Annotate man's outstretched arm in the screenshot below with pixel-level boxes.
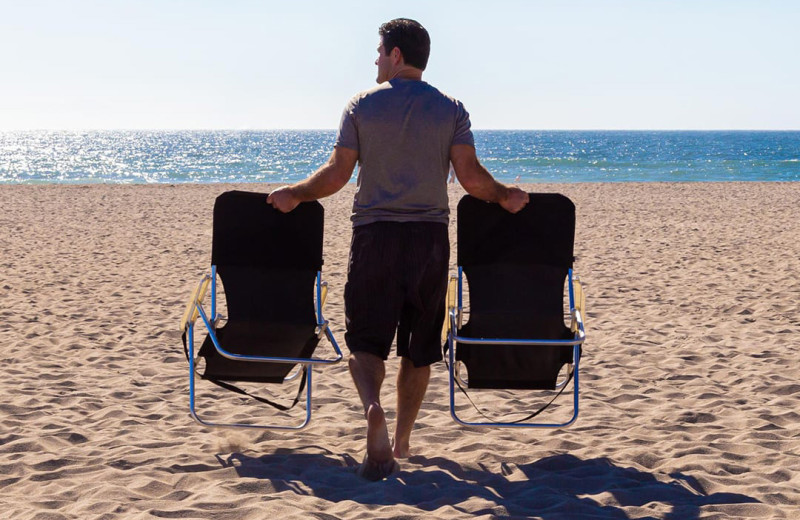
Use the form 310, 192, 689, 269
450, 144, 529, 213
267, 146, 358, 212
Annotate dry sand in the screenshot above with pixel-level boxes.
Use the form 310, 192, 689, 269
1, 182, 799, 519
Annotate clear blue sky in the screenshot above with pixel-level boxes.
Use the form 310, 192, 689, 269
2, 0, 798, 130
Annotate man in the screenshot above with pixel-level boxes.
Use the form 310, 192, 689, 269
268, 18, 528, 480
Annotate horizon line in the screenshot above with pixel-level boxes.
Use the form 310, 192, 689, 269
2, 128, 799, 133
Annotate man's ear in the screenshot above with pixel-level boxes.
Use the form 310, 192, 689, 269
392, 47, 403, 63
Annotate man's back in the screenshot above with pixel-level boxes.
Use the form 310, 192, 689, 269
336, 78, 474, 226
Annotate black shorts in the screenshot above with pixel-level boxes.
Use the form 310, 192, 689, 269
344, 221, 449, 367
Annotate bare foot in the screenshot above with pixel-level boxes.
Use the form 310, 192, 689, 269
356, 403, 399, 481
357, 455, 400, 481
392, 437, 411, 459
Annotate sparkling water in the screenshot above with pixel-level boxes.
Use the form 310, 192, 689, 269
1, 130, 798, 184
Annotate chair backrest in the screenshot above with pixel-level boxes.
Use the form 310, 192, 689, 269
456, 194, 576, 389
457, 193, 574, 269
458, 193, 575, 338
212, 190, 323, 270
211, 191, 323, 325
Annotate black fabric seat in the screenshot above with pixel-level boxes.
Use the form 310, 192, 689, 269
199, 320, 319, 383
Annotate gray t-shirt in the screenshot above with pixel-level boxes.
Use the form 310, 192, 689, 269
335, 78, 474, 226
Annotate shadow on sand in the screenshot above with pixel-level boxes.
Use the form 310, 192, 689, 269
211, 451, 758, 519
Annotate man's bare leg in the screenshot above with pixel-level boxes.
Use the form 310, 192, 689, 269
349, 352, 397, 480
348, 351, 385, 411
392, 357, 430, 458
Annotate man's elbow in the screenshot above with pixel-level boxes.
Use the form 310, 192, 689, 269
457, 169, 507, 203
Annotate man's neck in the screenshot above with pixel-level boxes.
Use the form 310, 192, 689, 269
389, 66, 423, 81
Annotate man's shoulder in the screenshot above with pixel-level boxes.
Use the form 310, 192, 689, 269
417, 82, 459, 103
352, 80, 462, 106
351, 82, 393, 101
343, 83, 389, 112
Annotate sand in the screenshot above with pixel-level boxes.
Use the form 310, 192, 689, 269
1, 182, 799, 519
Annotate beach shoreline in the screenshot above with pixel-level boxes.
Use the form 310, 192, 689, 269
2, 182, 799, 518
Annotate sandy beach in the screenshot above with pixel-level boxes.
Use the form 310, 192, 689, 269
1, 182, 799, 519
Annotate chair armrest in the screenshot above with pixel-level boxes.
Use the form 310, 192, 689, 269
447, 274, 458, 310
441, 274, 459, 341
180, 275, 211, 332
571, 274, 586, 334
320, 281, 329, 310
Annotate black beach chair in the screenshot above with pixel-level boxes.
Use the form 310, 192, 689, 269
180, 190, 342, 430
444, 193, 586, 428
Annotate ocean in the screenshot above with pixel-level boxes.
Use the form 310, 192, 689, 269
1, 130, 798, 184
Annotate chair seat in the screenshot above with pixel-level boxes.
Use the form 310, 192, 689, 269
455, 264, 575, 390
198, 321, 320, 384
457, 319, 573, 390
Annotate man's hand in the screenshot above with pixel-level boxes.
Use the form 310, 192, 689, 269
267, 186, 301, 213
500, 187, 529, 214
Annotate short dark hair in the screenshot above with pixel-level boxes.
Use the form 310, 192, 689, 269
378, 18, 430, 71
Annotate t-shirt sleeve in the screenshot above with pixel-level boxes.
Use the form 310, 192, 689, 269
452, 101, 475, 147
334, 98, 359, 152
